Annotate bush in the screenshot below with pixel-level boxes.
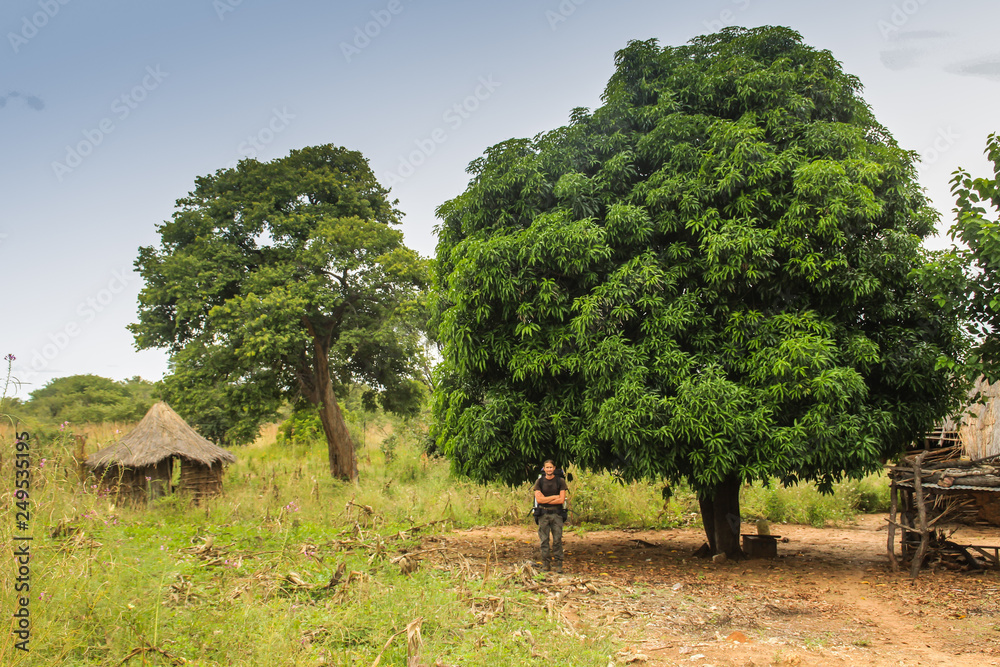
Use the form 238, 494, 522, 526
838, 473, 891, 513
380, 433, 400, 463
275, 407, 324, 447
569, 471, 698, 529
741, 473, 890, 527
0, 417, 620, 666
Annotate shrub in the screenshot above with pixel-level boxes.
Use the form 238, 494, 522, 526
275, 406, 324, 447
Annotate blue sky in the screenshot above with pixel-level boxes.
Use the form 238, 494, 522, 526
3, 0, 999, 399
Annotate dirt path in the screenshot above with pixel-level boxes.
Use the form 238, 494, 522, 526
430, 516, 1000, 666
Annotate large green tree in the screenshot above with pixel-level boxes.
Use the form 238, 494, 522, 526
132, 145, 428, 479
432, 27, 964, 557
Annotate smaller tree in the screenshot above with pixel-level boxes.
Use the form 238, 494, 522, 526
131, 145, 429, 479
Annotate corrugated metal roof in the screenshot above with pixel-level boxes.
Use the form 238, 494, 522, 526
894, 481, 1000, 493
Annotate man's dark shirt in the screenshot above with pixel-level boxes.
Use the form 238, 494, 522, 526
533, 475, 568, 508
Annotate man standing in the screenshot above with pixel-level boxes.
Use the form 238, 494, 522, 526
533, 460, 568, 573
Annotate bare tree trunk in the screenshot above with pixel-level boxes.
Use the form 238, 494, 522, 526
700, 474, 743, 559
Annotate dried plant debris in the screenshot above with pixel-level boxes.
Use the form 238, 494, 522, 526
56, 531, 103, 552
164, 575, 199, 607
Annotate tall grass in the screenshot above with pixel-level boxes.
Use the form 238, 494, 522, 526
741, 473, 892, 527
568, 469, 700, 529
0, 416, 619, 666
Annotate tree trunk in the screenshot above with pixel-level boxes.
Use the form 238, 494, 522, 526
699, 474, 743, 559
309, 328, 358, 481
318, 379, 358, 481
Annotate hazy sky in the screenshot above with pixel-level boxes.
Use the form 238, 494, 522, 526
3, 0, 999, 399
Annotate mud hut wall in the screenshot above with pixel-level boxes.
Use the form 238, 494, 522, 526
961, 391, 1000, 459
177, 459, 225, 499
94, 466, 143, 501
93, 459, 171, 503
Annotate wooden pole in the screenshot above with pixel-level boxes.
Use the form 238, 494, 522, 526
887, 479, 899, 572
910, 451, 930, 578
73, 434, 88, 485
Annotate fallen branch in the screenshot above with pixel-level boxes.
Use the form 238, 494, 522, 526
629, 539, 659, 549
388, 547, 454, 563
883, 518, 924, 534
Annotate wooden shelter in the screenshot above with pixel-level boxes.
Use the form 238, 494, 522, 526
887, 379, 1000, 576
959, 377, 1000, 459
905, 378, 1000, 463
86, 402, 236, 503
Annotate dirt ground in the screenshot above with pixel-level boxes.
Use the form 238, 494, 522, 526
427, 516, 1000, 666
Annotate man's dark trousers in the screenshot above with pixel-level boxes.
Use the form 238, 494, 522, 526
538, 511, 564, 569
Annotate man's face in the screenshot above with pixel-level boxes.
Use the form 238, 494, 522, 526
543, 462, 555, 477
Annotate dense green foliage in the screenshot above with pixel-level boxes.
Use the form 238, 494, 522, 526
432, 28, 963, 512
948, 133, 1000, 382
19, 374, 157, 424
275, 404, 326, 447
131, 145, 428, 473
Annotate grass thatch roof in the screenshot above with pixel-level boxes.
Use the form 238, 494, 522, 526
87, 401, 237, 469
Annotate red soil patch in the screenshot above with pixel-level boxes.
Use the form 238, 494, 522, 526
432, 515, 1000, 666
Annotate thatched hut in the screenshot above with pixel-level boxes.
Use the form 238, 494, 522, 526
86, 401, 236, 503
